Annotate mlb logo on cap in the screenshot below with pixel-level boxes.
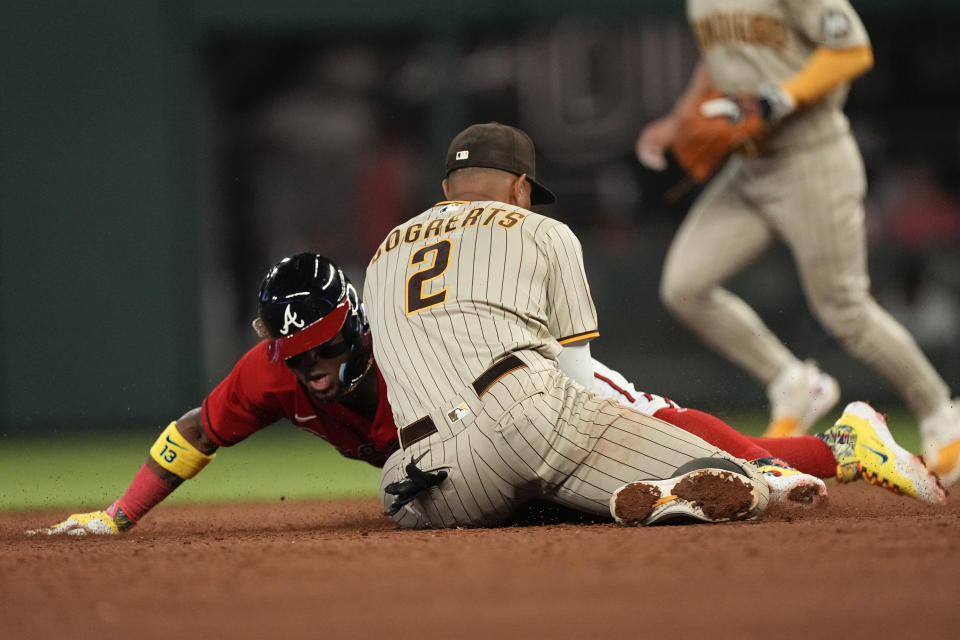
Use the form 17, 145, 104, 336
443, 122, 556, 205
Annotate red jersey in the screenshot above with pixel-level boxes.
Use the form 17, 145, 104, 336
201, 341, 399, 467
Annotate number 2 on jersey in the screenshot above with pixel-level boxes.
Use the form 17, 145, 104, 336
406, 239, 452, 314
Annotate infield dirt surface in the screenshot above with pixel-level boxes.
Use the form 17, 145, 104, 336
3, 483, 958, 639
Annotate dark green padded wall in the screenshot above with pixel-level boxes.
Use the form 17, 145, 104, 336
1, 2, 200, 432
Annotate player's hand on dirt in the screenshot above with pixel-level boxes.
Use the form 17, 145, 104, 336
26, 510, 128, 536
636, 115, 680, 170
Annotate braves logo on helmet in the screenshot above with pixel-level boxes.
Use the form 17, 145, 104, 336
280, 305, 305, 335
256, 253, 372, 395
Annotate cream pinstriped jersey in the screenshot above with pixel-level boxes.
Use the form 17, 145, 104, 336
688, 0, 869, 150
364, 200, 598, 427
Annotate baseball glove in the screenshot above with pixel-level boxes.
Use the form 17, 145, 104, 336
669, 91, 768, 182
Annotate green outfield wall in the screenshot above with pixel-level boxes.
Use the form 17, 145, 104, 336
2, 1, 957, 434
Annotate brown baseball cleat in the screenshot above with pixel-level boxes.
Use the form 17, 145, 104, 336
610, 466, 768, 526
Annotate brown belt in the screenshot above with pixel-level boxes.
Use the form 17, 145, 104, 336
398, 353, 528, 448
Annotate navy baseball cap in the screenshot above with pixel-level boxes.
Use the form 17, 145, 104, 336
445, 122, 556, 205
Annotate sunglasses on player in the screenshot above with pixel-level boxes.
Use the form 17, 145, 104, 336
284, 339, 349, 369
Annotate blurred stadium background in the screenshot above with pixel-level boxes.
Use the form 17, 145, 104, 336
2, 2, 958, 508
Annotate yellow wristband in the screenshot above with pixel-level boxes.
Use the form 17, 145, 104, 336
149, 421, 216, 480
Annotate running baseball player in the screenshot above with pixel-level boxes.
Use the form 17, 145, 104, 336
29, 248, 942, 536
365, 122, 943, 530
636, 0, 960, 485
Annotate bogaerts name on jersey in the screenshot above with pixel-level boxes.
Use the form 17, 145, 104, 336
371, 203, 527, 262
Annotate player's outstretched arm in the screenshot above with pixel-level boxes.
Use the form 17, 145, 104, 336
27, 408, 218, 536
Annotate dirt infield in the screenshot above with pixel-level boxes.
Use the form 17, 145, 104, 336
2, 484, 958, 640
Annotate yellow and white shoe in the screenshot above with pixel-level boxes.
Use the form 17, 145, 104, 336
750, 457, 827, 506
820, 401, 946, 505
920, 399, 960, 487
765, 360, 840, 438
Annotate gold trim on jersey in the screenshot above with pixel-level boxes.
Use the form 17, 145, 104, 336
558, 330, 599, 346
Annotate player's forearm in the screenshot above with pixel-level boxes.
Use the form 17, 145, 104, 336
109, 462, 180, 528
112, 411, 218, 527
557, 342, 594, 388
781, 45, 873, 108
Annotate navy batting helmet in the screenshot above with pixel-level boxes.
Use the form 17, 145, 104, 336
255, 253, 372, 394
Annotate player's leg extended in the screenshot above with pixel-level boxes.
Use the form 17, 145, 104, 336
543, 390, 770, 525
589, 362, 826, 505
659, 176, 839, 438
383, 369, 772, 528
654, 407, 826, 505
747, 434, 839, 478
772, 136, 959, 481
381, 366, 606, 529
660, 159, 795, 387
594, 364, 944, 506
749, 405, 946, 505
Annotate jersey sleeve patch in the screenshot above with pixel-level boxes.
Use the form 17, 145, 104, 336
820, 9, 852, 43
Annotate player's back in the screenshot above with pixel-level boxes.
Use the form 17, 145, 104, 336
364, 199, 597, 426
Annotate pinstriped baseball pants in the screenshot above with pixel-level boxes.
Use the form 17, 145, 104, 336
660, 134, 949, 416
380, 362, 765, 528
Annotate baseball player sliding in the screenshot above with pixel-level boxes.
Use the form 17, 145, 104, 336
365, 122, 943, 530
28, 254, 400, 535
29, 244, 942, 535
636, 0, 960, 485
